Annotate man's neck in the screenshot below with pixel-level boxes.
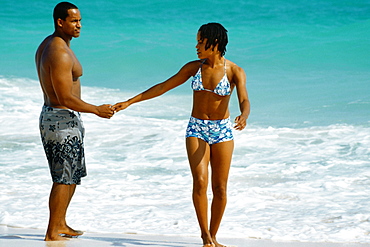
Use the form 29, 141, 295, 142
52, 30, 72, 47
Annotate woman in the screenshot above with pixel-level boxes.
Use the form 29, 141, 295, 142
114, 23, 250, 247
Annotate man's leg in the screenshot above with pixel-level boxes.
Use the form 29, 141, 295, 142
59, 184, 84, 236
44, 183, 74, 241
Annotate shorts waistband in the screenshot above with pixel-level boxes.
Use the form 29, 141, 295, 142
189, 116, 230, 124
42, 105, 80, 116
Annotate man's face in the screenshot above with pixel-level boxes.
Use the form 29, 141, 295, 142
60, 9, 82, 38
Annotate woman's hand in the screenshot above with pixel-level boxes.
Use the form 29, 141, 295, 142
113, 101, 130, 113
234, 115, 247, 130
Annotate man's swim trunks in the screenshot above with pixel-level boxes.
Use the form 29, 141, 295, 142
39, 105, 86, 185
185, 116, 234, 145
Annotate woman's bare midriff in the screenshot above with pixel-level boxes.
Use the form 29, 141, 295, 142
191, 91, 231, 120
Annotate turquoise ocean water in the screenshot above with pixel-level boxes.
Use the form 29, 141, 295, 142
1, 0, 370, 243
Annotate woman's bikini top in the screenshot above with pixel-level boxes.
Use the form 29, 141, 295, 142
191, 59, 231, 96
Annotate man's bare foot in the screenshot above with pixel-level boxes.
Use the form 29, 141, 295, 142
203, 244, 215, 247
58, 225, 84, 237
44, 234, 69, 241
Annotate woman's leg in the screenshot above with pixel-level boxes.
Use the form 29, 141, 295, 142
186, 137, 214, 246
209, 140, 234, 247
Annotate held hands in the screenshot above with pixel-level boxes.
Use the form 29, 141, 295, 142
96, 104, 115, 119
234, 115, 247, 130
95, 100, 131, 119
113, 101, 130, 113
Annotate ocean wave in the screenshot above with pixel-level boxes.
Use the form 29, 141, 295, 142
1, 76, 369, 242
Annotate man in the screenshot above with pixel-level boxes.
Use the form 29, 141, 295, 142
35, 2, 115, 241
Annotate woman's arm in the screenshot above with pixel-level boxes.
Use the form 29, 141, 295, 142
233, 65, 250, 130
113, 61, 197, 112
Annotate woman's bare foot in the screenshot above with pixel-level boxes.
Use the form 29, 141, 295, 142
212, 238, 226, 247
202, 233, 215, 247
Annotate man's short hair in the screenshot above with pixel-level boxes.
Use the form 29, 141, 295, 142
53, 2, 78, 29
198, 23, 228, 57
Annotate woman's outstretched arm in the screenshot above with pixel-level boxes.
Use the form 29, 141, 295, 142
113, 61, 197, 112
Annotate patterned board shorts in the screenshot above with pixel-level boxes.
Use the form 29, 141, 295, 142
39, 105, 86, 185
185, 116, 234, 145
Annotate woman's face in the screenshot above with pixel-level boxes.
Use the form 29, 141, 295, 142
195, 32, 215, 59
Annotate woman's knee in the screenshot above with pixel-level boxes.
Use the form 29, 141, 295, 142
193, 177, 208, 195
212, 184, 227, 200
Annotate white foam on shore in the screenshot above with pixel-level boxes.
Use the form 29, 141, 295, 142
1, 77, 370, 243
1, 226, 370, 247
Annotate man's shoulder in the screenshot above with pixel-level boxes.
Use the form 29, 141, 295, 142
41, 37, 72, 62
49, 37, 70, 52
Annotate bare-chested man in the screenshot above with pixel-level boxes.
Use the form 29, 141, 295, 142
35, 2, 115, 241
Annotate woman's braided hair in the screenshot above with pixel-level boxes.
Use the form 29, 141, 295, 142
198, 23, 228, 57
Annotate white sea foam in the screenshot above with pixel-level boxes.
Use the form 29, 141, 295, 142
0, 77, 369, 243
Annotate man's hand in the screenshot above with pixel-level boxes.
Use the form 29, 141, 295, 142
96, 104, 115, 118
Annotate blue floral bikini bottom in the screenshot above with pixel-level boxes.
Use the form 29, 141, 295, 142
185, 116, 234, 145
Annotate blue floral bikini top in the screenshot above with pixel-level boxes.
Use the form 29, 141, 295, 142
191, 59, 231, 96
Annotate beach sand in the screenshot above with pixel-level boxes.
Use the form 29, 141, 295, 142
1, 226, 370, 247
